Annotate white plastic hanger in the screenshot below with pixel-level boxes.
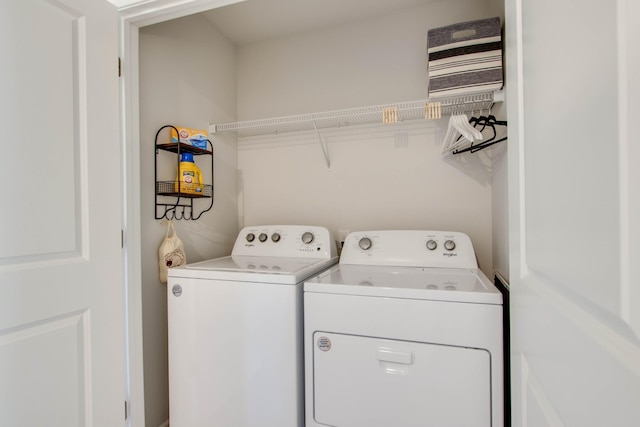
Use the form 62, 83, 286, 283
442, 114, 471, 153
441, 115, 462, 153
461, 113, 483, 141
441, 112, 484, 154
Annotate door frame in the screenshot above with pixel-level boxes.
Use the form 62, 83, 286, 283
117, 1, 245, 425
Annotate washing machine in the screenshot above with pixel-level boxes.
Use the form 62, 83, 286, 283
304, 230, 503, 427
167, 225, 338, 427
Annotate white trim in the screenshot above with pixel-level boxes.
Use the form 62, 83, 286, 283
505, 0, 526, 281
626, 0, 640, 338
513, 0, 527, 281
617, 0, 640, 338
617, 0, 630, 326
119, 12, 145, 427
118, 0, 246, 27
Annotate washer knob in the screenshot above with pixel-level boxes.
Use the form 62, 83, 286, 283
358, 237, 372, 250
246, 233, 255, 242
426, 240, 437, 250
301, 232, 314, 244
271, 233, 281, 242
258, 233, 268, 242
444, 240, 456, 251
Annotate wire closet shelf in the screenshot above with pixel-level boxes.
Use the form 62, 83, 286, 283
209, 90, 503, 138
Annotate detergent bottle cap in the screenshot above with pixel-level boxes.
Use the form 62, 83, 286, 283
180, 152, 194, 163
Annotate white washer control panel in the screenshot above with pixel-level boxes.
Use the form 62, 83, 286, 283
232, 225, 337, 258
340, 230, 478, 269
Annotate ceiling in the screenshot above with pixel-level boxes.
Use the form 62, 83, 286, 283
200, 0, 436, 45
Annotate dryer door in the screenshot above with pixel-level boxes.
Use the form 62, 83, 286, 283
312, 332, 491, 427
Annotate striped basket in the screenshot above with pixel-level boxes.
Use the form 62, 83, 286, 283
427, 17, 503, 98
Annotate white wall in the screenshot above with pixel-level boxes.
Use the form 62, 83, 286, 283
139, 13, 238, 426
237, 0, 494, 118
235, 0, 504, 275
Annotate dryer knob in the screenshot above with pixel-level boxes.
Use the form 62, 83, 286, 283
271, 233, 281, 242
258, 233, 268, 242
426, 240, 437, 250
444, 240, 456, 251
246, 233, 255, 242
301, 232, 314, 244
359, 237, 373, 250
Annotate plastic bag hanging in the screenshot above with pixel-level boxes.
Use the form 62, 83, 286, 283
158, 220, 186, 284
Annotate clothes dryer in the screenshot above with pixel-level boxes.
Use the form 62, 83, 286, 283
304, 230, 503, 427
168, 225, 338, 427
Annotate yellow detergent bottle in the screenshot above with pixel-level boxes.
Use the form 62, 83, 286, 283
175, 153, 204, 195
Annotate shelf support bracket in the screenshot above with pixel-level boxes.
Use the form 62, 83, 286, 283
312, 120, 331, 169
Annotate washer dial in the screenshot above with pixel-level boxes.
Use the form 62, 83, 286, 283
271, 233, 281, 242
301, 232, 315, 244
246, 233, 255, 242
444, 240, 456, 251
426, 240, 437, 251
358, 237, 373, 250
258, 233, 268, 242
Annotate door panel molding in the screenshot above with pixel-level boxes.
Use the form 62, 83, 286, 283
521, 272, 640, 377
519, 354, 564, 427
0, 0, 90, 267
0, 310, 90, 426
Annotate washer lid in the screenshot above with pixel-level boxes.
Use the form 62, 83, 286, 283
304, 264, 502, 304
168, 255, 338, 284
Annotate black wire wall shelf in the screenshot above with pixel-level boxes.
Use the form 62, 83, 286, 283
155, 181, 213, 198
154, 125, 214, 221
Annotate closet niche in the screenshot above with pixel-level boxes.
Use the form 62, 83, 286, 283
138, 1, 507, 425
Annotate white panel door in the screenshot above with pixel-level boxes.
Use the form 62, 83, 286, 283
506, 0, 640, 425
0, 0, 124, 426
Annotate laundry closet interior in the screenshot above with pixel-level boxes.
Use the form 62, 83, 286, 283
138, 0, 508, 425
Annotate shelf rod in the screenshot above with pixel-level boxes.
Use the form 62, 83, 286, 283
209, 90, 503, 138
312, 120, 331, 169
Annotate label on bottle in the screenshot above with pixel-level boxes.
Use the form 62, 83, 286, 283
182, 171, 194, 184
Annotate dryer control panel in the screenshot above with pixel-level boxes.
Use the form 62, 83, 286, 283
232, 225, 337, 259
339, 230, 478, 269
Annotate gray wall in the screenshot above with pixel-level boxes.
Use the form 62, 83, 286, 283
139, 13, 239, 426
